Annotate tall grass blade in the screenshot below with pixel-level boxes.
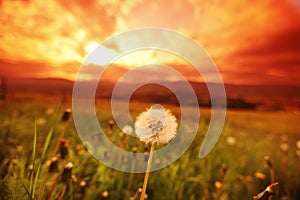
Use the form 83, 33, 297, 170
32, 125, 54, 199
28, 119, 37, 198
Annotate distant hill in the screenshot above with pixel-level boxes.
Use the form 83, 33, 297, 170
1, 77, 300, 110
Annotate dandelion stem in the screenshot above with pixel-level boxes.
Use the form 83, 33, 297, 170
58, 184, 67, 200
37, 172, 49, 200
140, 142, 155, 200
47, 168, 63, 200
53, 121, 69, 156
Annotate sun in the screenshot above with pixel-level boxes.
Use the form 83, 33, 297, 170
84, 42, 119, 66
85, 42, 99, 54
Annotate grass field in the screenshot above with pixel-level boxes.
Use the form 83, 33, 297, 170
1, 97, 300, 199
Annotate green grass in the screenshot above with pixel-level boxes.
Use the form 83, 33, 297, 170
0, 98, 300, 199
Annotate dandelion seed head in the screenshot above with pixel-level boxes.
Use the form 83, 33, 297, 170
134, 106, 178, 145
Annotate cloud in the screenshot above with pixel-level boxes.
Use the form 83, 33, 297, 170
0, 0, 137, 63
1, 0, 300, 86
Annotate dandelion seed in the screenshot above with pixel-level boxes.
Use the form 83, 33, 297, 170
255, 172, 266, 180
49, 156, 58, 172
102, 190, 109, 198
72, 174, 77, 182
16, 145, 23, 153
59, 139, 69, 159
296, 150, 300, 157
37, 117, 46, 126
122, 125, 133, 135
263, 156, 275, 184
135, 106, 178, 145
220, 164, 228, 176
280, 143, 289, 154
226, 136, 237, 146
80, 180, 86, 187
45, 107, 54, 115
119, 131, 125, 138
80, 181, 87, 194
296, 140, 300, 149
214, 181, 223, 189
264, 156, 273, 169
245, 176, 253, 183
62, 108, 71, 122
61, 162, 73, 183
28, 164, 34, 171
237, 174, 244, 181
280, 134, 288, 142
108, 119, 114, 130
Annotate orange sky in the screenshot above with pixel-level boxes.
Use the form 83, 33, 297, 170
0, 0, 300, 85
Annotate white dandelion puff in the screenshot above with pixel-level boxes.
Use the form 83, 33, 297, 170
135, 106, 178, 145
135, 105, 178, 200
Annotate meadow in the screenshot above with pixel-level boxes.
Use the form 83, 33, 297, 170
1, 97, 300, 199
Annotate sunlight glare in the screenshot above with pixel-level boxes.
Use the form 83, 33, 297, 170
85, 44, 119, 66
85, 42, 99, 54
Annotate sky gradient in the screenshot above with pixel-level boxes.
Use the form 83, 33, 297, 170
1, 0, 300, 85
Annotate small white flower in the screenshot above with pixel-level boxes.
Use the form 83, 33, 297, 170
135, 106, 178, 145
122, 125, 133, 135
226, 136, 237, 146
